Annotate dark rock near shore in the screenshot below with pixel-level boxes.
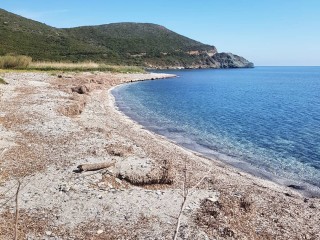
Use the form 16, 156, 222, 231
287, 184, 305, 190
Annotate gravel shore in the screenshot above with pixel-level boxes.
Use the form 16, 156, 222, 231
0, 71, 319, 239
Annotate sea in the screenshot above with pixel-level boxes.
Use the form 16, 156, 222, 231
112, 67, 320, 196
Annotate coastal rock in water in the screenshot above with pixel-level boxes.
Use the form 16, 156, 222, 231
211, 52, 254, 68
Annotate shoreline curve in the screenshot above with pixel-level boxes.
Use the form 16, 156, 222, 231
109, 73, 320, 198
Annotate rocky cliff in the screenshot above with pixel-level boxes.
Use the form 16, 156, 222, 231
146, 52, 254, 69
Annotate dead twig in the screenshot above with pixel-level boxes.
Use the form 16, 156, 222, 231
173, 163, 212, 240
0, 181, 18, 198
14, 180, 21, 240
0, 148, 8, 159
173, 162, 188, 240
189, 168, 212, 194
77, 161, 115, 172
0, 180, 31, 209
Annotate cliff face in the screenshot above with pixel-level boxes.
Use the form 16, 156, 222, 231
211, 52, 254, 68
145, 51, 254, 69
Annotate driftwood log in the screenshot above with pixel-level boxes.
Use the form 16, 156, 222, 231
77, 161, 115, 172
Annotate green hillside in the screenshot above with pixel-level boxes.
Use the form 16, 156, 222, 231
0, 9, 108, 62
66, 22, 214, 53
0, 8, 253, 68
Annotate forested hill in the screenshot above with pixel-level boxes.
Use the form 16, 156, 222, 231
0, 8, 253, 68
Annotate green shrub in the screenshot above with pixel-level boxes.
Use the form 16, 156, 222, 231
0, 77, 8, 84
0, 55, 32, 69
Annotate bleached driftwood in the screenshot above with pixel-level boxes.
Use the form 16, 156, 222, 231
77, 161, 115, 172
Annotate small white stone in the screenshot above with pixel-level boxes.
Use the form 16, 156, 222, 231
98, 182, 106, 187
207, 196, 219, 203
45, 231, 52, 236
97, 229, 104, 234
115, 178, 122, 184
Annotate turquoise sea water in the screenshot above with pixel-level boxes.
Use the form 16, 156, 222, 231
112, 67, 320, 196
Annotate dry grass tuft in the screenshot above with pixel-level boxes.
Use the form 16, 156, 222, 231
30, 61, 99, 70
71, 85, 91, 94
194, 193, 278, 239
239, 197, 253, 212
195, 199, 223, 227
0, 77, 8, 84
194, 198, 240, 238
28, 61, 145, 73
0, 55, 32, 69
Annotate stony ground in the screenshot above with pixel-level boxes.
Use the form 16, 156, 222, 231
0, 72, 319, 240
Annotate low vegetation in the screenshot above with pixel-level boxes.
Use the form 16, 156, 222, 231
0, 8, 216, 67
0, 55, 32, 69
28, 62, 145, 73
0, 77, 7, 84
0, 56, 145, 73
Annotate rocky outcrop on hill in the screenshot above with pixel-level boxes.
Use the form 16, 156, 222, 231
212, 52, 254, 68
147, 51, 254, 70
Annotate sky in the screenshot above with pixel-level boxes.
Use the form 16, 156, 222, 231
1, 0, 320, 66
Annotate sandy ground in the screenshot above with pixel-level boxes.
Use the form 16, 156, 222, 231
0, 71, 319, 240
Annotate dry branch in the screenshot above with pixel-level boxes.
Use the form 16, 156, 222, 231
0, 148, 8, 159
77, 161, 115, 172
14, 180, 21, 240
173, 163, 188, 240
189, 168, 212, 194
173, 163, 212, 240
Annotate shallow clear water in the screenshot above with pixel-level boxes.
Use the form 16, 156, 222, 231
112, 67, 320, 195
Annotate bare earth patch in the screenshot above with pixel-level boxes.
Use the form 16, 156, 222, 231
0, 72, 319, 239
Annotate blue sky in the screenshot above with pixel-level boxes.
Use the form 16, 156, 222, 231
1, 0, 320, 66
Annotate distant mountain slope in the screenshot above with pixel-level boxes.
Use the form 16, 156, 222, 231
65, 23, 216, 54
0, 8, 253, 68
0, 9, 109, 62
